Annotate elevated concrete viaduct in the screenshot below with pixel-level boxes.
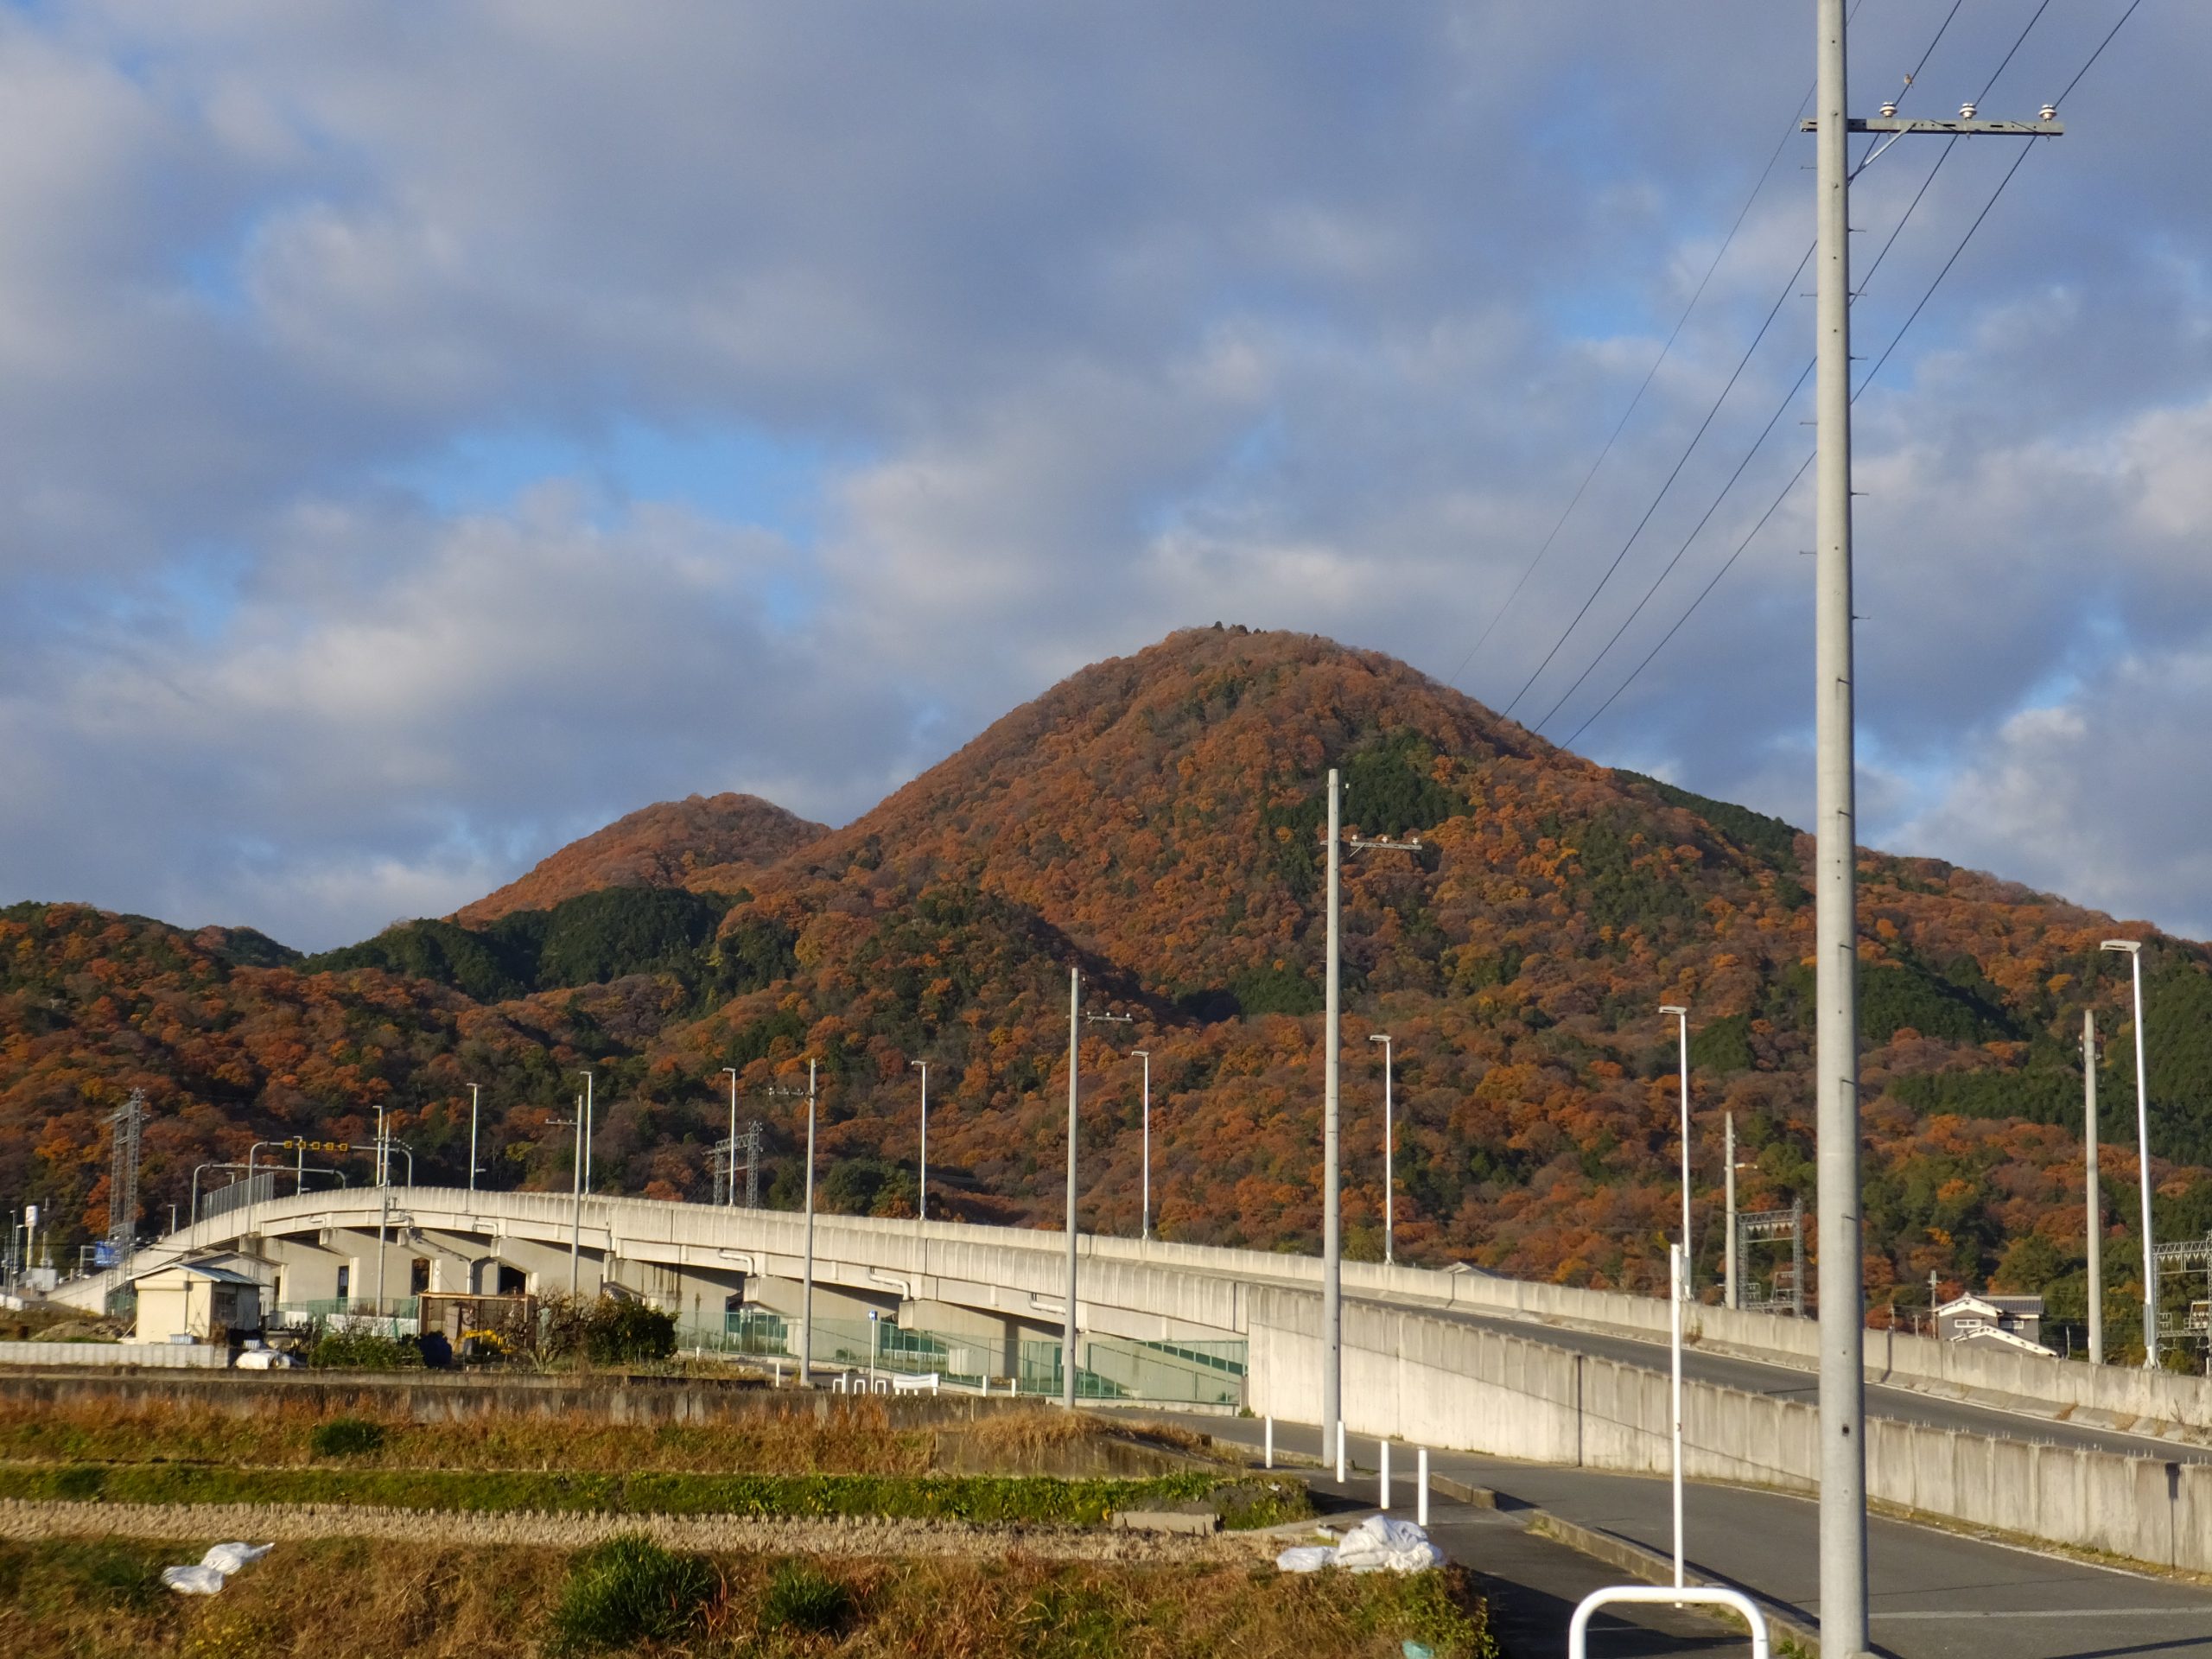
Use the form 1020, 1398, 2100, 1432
43, 1186, 2212, 1573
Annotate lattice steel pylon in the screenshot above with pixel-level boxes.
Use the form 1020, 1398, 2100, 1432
107, 1090, 146, 1254
711, 1120, 766, 1209
1736, 1197, 1805, 1319
2152, 1235, 2212, 1355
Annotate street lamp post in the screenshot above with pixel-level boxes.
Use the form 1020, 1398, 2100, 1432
802, 1058, 818, 1386
910, 1061, 929, 1223
2101, 940, 2158, 1368
1060, 986, 1130, 1405
2084, 1011, 2104, 1366
1132, 1051, 1151, 1241
1660, 1005, 1692, 1297
1065, 969, 1080, 1408
1367, 1034, 1395, 1267
467, 1083, 481, 1192
721, 1067, 740, 1208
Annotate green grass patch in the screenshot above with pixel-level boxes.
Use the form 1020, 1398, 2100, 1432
0, 1538, 170, 1618
0, 1461, 1300, 1527
309, 1416, 388, 1459
758, 1559, 855, 1637
547, 1534, 715, 1653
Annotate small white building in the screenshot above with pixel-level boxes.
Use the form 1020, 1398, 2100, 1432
130, 1262, 264, 1344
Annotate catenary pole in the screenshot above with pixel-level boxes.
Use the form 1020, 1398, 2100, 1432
911, 1061, 929, 1223
1368, 1033, 1395, 1267
2102, 941, 2156, 1366
1134, 1051, 1151, 1240
1064, 969, 1081, 1408
2085, 1011, 2104, 1365
1812, 0, 1868, 1648
1322, 769, 1343, 1454
569, 1093, 583, 1294
1725, 1112, 1739, 1311
722, 1067, 740, 1207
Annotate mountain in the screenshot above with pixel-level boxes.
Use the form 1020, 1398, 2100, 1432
4, 626, 2208, 1348
454, 793, 829, 926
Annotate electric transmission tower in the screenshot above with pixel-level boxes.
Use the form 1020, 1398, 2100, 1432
106, 1090, 145, 1258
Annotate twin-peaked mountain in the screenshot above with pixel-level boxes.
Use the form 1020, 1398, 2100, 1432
3, 626, 2208, 1329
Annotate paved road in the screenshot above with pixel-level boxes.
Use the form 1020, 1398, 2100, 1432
1396, 1299, 2212, 1465
1185, 1414, 2212, 1659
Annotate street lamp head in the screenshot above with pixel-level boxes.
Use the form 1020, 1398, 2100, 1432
1658, 1005, 1688, 1017
1368, 1033, 1389, 1046
1131, 1049, 1149, 1059
2100, 939, 2142, 955
910, 1059, 927, 1070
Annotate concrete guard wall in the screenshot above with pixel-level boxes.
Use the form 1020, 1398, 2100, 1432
0, 1340, 228, 1369
1248, 1284, 2212, 1574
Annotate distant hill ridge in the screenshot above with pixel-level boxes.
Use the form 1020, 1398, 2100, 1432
454, 792, 828, 926
3, 625, 2208, 1332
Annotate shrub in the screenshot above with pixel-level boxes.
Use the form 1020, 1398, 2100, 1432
582, 1299, 677, 1365
758, 1560, 854, 1637
310, 1417, 387, 1459
302, 1322, 423, 1371
548, 1534, 715, 1652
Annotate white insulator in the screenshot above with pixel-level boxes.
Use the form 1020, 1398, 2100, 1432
1958, 101, 1977, 120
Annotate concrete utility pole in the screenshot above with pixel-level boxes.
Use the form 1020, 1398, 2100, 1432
2086, 1011, 2104, 1365
1660, 1006, 1692, 1295
2101, 940, 2157, 1367
911, 1061, 929, 1223
1325, 776, 1422, 1449
1725, 1113, 1739, 1311
1803, 13, 2062, 1647
802, 1058, 818, 1386
1065, 969, 1081, 1408
1809, 6, 1868, 1644
1368, 1034, 1395, 1267
722, 1068, 741, 1208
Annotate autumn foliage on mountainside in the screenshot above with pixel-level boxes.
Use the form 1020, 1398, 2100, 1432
454, 792, 827, 926
5, 626, 2210, 1340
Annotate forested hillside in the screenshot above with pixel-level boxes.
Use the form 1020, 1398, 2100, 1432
5, 626, 2208, 1344
454, 793, 827, 925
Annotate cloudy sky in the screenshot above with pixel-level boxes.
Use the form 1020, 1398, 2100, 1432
2, 1, 2203, 950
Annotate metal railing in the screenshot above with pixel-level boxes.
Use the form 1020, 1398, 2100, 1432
1568, 1587, 1768, 1659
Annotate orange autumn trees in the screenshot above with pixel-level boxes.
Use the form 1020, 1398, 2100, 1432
5, 625, 2209, 1328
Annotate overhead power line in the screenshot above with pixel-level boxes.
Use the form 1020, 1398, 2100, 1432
1442, 83, 1815, 695
1556, 0, 2126, 748
1498, 0, 1975, 730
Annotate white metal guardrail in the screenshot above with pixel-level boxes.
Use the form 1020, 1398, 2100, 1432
1568, 1586, 1768, 1659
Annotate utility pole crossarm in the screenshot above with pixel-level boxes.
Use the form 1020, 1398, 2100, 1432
1801, 116, 2063, 137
